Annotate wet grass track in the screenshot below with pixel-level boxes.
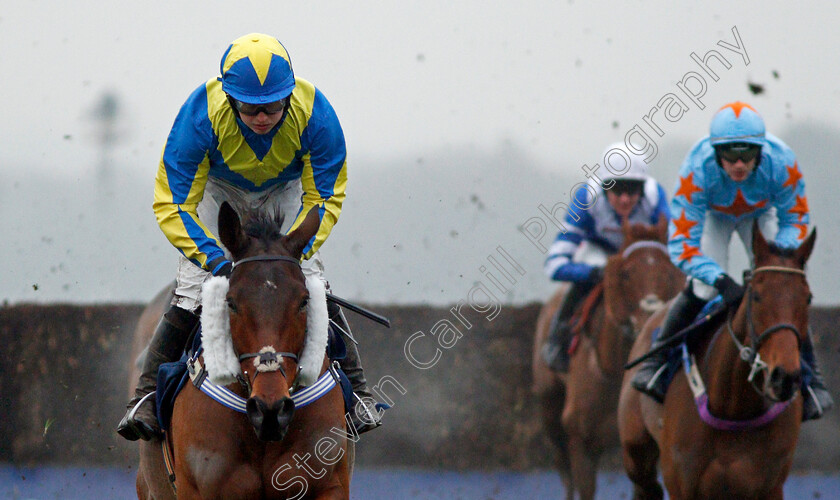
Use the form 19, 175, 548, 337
2, 465, 839, 499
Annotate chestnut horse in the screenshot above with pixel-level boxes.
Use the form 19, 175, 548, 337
135, 203, 353, 499
532, 218, 684, 500
618, 227, 817, 500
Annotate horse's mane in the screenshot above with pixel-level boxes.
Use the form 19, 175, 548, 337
242, 209, 287, 246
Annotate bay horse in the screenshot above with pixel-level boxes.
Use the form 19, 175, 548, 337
618, 226, 817, 500
135, 202, 353, 499
532, 217, 684, 500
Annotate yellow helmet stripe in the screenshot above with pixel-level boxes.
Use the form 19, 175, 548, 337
222, 33, 289, 85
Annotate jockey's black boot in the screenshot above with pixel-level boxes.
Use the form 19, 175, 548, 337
117, 305, 197, 441
631, 288, 707, 403
541, 281, 593, 372
541, 317, 574, 372
328, 300, 382, 435
801, 338, 834, 421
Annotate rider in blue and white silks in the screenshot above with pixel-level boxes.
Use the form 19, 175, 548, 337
542, 143, 671, 372
631, 102, 832, 421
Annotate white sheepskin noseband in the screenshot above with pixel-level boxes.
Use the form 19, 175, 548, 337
200, 274, 329, 387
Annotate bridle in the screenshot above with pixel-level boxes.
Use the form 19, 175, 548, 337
230, 254, 304, 396
725, 265, 807, 396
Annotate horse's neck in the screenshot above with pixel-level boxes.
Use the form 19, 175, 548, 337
702, 307, 765, 419
594, 304, 630, 378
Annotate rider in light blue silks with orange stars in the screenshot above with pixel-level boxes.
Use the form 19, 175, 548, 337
631, 101, 833, 421
118, 33, 382, 441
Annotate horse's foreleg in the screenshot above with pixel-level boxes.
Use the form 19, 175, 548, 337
567, 435, 599, 500
619, 392, 662, 500
622, 439, 663, 500
137, 440, 177, 500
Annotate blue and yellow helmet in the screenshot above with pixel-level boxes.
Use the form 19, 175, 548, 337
709, 102, 766, 147
220, 33, 295, 104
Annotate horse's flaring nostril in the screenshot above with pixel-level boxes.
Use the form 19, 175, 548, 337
274, 397, 295, 428
246, 397, 267, 430
769, 367, 800, 402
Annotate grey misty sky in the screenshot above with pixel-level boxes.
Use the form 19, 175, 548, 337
2, 1, 839, 305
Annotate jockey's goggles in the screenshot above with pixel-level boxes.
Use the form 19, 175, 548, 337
229, 96, 288, 116
609, 179, 644, 196
717, 143, 761, 163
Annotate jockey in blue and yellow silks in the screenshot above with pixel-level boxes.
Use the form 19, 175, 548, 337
153, 75, 347, 273
631, 102, 832, 421
119, 33, 381, 441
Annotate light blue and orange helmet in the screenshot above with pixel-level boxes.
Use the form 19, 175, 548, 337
220, 33, 295, 104
709, 101, 766, 147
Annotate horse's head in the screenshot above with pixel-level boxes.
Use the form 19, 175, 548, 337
604, 216, 685, 335
598, 216, 684, 374
217, 201, 321, 441
738, 223, 816, 403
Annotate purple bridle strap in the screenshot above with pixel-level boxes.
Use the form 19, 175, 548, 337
694, 393, 792, 431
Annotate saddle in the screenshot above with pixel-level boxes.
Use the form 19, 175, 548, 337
649, 298, 727, 396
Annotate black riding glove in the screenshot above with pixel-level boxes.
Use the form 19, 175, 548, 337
214, 261, 233, 278
586, 266, 604, 286
714, 274, 744, 308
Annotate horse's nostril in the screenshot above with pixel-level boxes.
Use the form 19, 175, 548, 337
246, 397, 267, 428
769, 367, 801, 401
274, 397, 296, 426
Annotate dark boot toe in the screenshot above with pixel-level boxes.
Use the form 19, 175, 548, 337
116, 397, 162, 441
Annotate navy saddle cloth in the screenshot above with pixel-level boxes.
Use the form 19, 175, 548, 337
156, 324, 352, 432
653, 298, 723, 392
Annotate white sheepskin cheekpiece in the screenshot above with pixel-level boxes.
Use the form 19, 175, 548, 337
200, 273, 330, 388
297, 275, 329, 387
200, 276, 240, 386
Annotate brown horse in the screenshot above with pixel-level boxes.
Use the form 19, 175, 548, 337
618, 227, 817, 500
136, 202, 353, 499
532, 217, 684, 500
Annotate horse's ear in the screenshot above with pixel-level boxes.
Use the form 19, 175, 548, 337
284, 207, 321, 259
656, 214, 669, 243
218, 202, 248, 260
795, 227, 817, 267
751, 220, 771, 263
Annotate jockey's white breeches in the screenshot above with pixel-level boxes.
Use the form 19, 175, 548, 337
172, 178, 325, 313
691, 207, 778, 301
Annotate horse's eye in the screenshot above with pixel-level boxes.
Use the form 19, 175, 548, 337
226, 297, 238, 314
752, 292, 760, 303
807, 293, 813, 305
300, 297, 309, 312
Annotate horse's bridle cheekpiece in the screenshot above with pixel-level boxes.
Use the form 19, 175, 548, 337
726, 266, 807, 392
191, 253, 337, 413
